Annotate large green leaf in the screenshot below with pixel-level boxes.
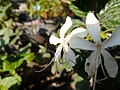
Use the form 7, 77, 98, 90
0, 74, 21, 90
99, 0, 120, 29
3, 56, 24, 71
3, 53, 34, 71
0, 77, 17, 89
69, 3, 87, 18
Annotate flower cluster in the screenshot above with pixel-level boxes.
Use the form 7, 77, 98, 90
49, 12, 120, 90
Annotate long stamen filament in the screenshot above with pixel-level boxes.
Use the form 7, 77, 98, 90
93, 68, 98, 90
93, 48, 101, 90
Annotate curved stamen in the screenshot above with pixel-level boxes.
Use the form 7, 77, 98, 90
92, 48, 101, 90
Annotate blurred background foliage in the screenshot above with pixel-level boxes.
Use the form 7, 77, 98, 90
0, 0, 120, 90
27, 0, 65, 19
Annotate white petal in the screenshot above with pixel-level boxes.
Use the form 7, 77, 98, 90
55, 44, 63, 62
69, 37, 96, 50
102, 27, 120, 48
49, 35, 61, 45
66, 27, 87, 42
85, 50, 101, 76
101, 49, 118, 78
86, 13, 101, 43
60, 16, 72, 39
63, 44, 76, 66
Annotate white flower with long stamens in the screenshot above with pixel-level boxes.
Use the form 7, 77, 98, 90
49, 16, 87, 66
69, 13, 119, 89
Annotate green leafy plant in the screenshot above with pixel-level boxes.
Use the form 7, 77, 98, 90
99, 0, 120, 29
0, 3, 35, 89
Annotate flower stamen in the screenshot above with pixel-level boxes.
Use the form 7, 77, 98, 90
96, 44, 101, 49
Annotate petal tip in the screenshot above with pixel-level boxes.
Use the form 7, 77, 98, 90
66, 16, 72, 25
60, 16, 72, 38
86, 13, 99, 25
49, 35, 59, 45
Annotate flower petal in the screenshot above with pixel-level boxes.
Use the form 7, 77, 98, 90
102, 27, 120, 48
55, 44, 63, 62
101, 49, 118, 78
60, 16, 72, 39
85, 50, 101, 76
69, 37, 96, 50
63, 44, 76, 66
66, 27, 87, 42
49, 35, 61, 45
86, 12, 101, 43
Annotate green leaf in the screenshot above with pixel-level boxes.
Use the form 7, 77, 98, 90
7, 29, 14, 36
0, 77, 2, 82
51, 61, 57, 74
42, 53, 51, 58
2, 35, 9, 45
57, 64, 65, 73
0, 27, 14, 46
3, 53, 34, 71
0, 74, 21, 90
3, 57, 24, 71
1, 28, 14, 36
0, 6, 4, 12
71, 19, 85, 30
23, 53, 35, 63
99, 0, 120, 29
9, 31, 23, 45
0, 29, 5, 35
69, 3, 87, 18
12, 74, 22, 85
5, 19, 12, 27
72, 73, 83, 84
56, 59, 73, 73
0, 3, 12, 13
0, 76, 19, 90
0, 13, 5, 20
19, 43, 32, 53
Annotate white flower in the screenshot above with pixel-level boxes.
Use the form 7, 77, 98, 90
69, 13, 119, 78
49, 16, 87, 66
